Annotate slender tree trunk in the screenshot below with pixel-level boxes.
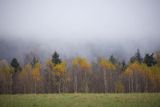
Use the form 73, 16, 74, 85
109, 71, 112, 92
129, 76, 132, 92
48, 73, 51, 93
23, 84, 26, 94
10, 73, 13, 94
145, 78, 148, 92
135, 73, 138, 92
74, 71, 77, 93
144, 73, 148, 92
58, 78, 61, 93
129, 77, 131, 93
84, 71, 88, 93
131, 76, 134, 92
58, 83, 61, 93
103, 69, 107, 93
35, 80, 37, 94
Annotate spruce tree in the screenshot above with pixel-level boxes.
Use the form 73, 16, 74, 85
52, 51, 61, 65
10, 58, 21, 72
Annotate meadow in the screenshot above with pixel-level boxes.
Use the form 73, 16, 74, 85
0, 93, 160, 107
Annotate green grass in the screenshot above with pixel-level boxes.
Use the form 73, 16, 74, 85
0, 93, 160, 107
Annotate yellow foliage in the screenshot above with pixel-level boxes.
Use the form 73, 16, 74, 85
32, 63, 41, 81
148, 65, 160, 85
54, 61, 67, 77
19, 64, 32, 80
46, 59, 54, 70
124, 61, 160, 90
124, 67, 133, 76
0, 60, 13, 74
72, 57, 91, 72
124, 61, 149, 77
155, 52, 160, 66
99, 58, 116, 70
0, 60, 13, 81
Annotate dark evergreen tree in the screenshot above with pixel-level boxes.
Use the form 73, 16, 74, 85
109, 55, 117, 64
10, 58, 21, 72
121, 60, 126, 70
143, 53, 157, 67
52, 51, 61, 65
130, 49, 143, 63
31, 56, 39, 67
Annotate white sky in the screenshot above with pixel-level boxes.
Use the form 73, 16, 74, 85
0, 0, 160, 60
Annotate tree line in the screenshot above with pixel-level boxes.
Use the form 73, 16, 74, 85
0, 50, 160, 94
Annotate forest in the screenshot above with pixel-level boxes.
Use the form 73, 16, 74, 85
0, 49, 160, 94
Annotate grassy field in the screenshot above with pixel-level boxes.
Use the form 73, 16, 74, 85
0, 93, 160, 107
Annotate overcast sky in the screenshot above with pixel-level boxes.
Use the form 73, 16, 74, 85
0, 0, 160, 61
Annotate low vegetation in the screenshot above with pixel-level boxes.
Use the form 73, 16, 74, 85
0, 93, 160, 107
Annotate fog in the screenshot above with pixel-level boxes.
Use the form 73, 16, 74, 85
0, 0, 160, 62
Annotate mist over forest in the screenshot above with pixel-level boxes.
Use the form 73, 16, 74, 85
0, 34, 160, 63
0, 0, 160, 63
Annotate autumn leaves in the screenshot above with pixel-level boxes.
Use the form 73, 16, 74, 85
99, 58, 116, 93
72, 57, 91, 93
0, 51, 160, 94
124, 61, 160, 92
